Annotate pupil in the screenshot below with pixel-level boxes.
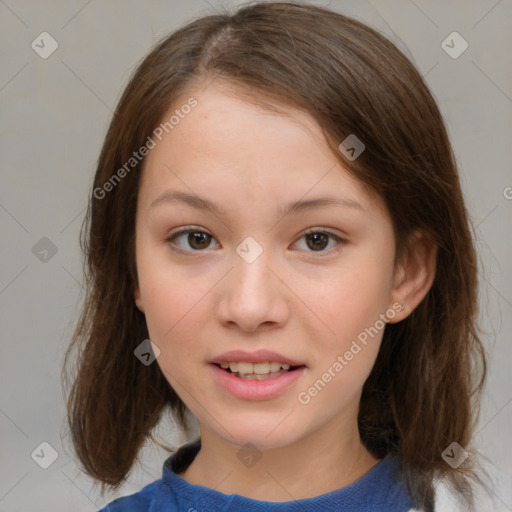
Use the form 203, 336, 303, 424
188, 232, 210, 250
307, 233, 328, 251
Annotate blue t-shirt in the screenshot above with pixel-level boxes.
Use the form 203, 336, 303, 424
98, 440, 416, 511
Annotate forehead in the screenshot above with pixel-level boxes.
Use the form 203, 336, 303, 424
159, 84, 329, 163
138, 83, 384, 217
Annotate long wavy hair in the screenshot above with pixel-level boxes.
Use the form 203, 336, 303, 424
62, 2, 488, 510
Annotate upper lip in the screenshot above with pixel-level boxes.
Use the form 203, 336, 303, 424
210, 349, 305, 367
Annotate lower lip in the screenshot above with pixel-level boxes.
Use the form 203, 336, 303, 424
209, 364, 306, 401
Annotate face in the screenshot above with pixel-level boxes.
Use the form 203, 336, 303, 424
133, 83, 404, 451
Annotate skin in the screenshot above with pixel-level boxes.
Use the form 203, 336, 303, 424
133, 81, 436, 501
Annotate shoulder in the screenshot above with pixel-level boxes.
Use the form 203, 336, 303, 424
95, 441, 200, 512
358, 453, 417, 511
96, 479, 174, 512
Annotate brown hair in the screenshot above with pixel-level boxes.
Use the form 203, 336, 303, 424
62, 2, 488, 510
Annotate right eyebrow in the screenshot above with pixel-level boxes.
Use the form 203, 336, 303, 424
150, 191, 226, 214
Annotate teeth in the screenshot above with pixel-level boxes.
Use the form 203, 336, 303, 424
237, 362, 253, 374
221, 361, 293, 375
238, 371, 287, 380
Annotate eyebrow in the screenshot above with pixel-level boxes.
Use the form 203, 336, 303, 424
150, 190, 364, 217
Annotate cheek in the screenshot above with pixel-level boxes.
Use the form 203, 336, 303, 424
136, 250, 209, 355
296, 270, 389, 413
304, 263, 393, 345
295, 257, 394, 402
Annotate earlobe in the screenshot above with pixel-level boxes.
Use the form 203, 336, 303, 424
387, 231, 437, 324
134, 285, 145, 313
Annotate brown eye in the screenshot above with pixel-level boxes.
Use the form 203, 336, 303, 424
294, 229, 343, 254
166, 229, 217, 252
187, 232, 211, 250
305, 232, 329, 251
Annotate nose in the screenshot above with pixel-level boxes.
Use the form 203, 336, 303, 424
215, 247, 289, 333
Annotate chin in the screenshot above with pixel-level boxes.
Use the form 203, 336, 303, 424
210, 421, 305, 452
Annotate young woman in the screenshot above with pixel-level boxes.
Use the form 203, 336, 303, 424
63, 2, 488, 510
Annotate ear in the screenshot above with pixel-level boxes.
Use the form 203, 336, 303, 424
134, 282, 145, 313
387, 230, 437, 323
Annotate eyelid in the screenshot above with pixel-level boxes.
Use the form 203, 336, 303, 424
301, 226, 345, 240
165, 226, 346, 255
167, 225, 211, 238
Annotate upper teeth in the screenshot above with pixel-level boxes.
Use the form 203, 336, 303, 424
220, 361, 291, 374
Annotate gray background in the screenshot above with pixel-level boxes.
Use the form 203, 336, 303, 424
0, 1, 511, 510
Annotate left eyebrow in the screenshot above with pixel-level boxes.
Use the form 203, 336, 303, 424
277, 196, 364, 218
149, 190, 364, 218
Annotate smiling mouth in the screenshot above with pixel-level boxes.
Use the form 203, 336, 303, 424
213, 362, 305, 380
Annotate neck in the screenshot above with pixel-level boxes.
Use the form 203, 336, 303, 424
178, 417, 379, 501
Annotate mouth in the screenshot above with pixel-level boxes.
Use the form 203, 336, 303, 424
213, 361, 305, 380
209, 361, 307, 400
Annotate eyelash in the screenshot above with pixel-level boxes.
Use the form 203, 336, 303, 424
164, 226, 345, 256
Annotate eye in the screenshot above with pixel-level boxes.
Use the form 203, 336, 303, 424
165, 227, 218, 253
293, 228, 344, 254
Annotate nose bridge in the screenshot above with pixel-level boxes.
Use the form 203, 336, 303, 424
233, 239, 275, 302
218, 239, 287, 330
